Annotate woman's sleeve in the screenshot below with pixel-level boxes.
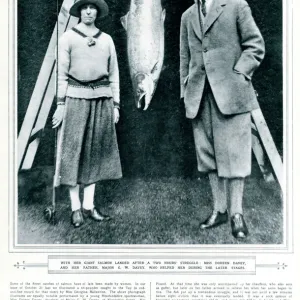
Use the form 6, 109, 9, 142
56, 33, 71, 103
108, 36, 120, 108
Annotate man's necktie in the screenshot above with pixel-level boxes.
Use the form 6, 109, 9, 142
201, 0, 207, 17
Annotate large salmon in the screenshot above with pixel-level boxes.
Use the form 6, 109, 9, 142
121, 0, 166, 110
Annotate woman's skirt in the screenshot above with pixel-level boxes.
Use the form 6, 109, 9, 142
54, 97, 122, 187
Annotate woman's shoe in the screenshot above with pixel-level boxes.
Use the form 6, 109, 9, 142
200, 210, 228, 229
231, 213, 249, 239
71, 209, 84, 228
82, 207, 111, 222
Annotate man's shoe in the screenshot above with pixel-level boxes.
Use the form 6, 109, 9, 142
82, 207, 111, 222
71, 209, 84, 228
231, 213, 249, 239
200, 210, 228, 229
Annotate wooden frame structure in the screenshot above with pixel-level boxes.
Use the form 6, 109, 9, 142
18, 0, 79, 170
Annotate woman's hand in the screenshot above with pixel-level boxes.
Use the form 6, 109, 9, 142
52, 105, 65, 128
114, 107, 120, 124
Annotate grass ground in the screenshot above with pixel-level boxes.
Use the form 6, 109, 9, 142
18, 166, 282, 245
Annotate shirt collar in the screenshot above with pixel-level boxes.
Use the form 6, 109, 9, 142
195, 0, 212, 4
195, 0, 213, 12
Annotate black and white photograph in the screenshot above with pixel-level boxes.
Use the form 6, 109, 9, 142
17, 0, 284, 245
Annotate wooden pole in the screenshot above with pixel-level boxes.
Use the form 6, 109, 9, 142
251, 122, 275, 183
251, 108, 283, 190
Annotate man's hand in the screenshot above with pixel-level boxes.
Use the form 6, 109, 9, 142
114, 107, 120, 124
234, 70, 251, 81
52, 105, 65, 128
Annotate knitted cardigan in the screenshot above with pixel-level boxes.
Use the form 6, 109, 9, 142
57, 28, 120, 108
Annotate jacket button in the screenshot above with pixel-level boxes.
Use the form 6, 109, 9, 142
201, 65, 205, 70
203, 48, 208, 52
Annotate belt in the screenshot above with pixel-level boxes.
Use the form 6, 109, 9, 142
68, 75, 110, 89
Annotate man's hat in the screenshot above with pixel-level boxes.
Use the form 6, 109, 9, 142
69, 0, 109, 18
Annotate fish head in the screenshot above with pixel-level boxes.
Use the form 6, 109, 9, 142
133, 73, 156, 111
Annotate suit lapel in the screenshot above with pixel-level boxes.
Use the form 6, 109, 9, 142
191, 2, 203, 41
203, 0, 227, 34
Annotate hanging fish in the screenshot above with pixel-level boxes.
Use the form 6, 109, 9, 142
121, 0, 166, 110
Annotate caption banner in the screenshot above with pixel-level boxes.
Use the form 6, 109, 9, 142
48, 256, 256, 275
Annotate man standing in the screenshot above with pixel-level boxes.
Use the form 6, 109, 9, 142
180, 0, 265, 239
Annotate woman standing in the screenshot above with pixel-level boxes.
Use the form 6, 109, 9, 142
52, 0, 122, 228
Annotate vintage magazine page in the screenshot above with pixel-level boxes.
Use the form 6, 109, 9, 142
1, 0, 300, 298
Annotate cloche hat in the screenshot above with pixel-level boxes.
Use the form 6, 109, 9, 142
69, 0, 109, 18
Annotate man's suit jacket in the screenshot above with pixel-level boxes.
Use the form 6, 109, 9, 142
180, 0, 265, 119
